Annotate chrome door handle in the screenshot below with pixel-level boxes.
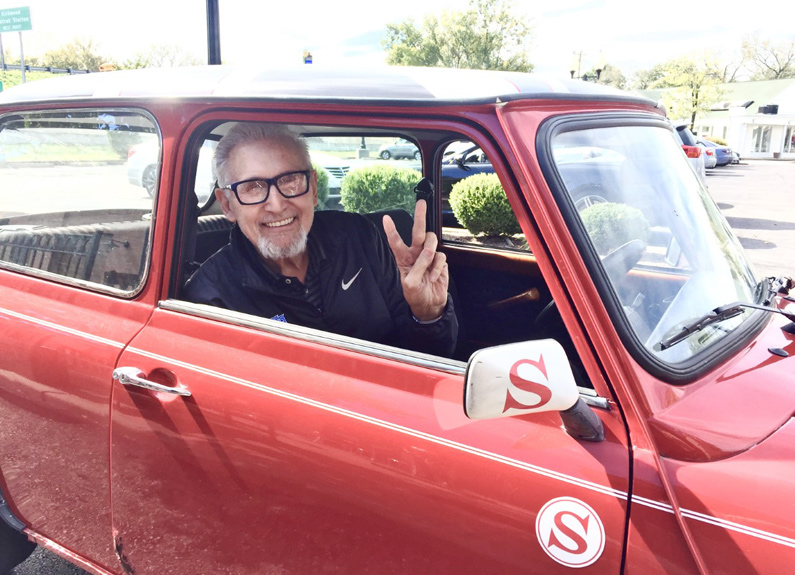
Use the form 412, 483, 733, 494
112, 367, 191, 397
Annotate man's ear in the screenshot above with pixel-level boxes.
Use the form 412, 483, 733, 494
311, 170, 318, 208
215, 188, 237, 222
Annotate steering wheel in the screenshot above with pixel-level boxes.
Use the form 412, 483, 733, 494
534, 239, 647, 332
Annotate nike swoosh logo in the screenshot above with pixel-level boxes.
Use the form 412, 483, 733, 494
341, 267, 363, 291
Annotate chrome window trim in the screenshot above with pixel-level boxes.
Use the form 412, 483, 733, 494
160, 299, 468, 375
0, 106, 160, 299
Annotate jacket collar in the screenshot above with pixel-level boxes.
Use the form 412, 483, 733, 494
228, 219, 331, 292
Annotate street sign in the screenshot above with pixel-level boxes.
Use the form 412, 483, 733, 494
0, 6, 31, 33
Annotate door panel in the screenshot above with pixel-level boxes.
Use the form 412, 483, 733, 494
0, 279, 152, 570
110, 306, 630, 574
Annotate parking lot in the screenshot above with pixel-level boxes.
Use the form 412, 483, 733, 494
706, 159, 795, 279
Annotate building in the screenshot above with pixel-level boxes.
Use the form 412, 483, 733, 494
639, 78, 795, 160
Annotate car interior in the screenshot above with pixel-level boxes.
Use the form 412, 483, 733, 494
172, 121, 571, 370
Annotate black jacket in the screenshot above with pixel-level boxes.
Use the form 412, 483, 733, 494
183, 211, 457, 357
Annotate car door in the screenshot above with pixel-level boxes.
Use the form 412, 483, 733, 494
0, 108, 159, 569
108, 120, 631, 575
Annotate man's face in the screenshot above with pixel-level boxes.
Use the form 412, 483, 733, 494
216, 139, 317, 262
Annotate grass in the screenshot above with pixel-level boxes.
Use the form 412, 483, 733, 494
0, 69, 60, 91
0, 144, 122, 163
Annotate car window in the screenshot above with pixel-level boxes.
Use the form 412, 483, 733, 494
0, 109, 157, 293
439, 139, 529, 252
551, 124, 757, 363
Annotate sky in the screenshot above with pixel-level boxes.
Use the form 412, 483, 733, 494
3, 0, 795, 81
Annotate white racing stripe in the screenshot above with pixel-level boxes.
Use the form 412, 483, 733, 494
680, 509, 795, 549
0, 306, 125, 349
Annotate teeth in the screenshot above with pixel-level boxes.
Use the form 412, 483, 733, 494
264, 217, 295, 228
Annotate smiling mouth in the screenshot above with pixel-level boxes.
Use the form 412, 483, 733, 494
263, 217, 296, 228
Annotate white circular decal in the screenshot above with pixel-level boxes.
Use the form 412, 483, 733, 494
536, 497, 605, 568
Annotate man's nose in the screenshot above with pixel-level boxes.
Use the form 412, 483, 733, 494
264, 184, 288, 211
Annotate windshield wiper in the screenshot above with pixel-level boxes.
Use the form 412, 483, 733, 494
762, 276, 795, 305
659, 302, 795, 350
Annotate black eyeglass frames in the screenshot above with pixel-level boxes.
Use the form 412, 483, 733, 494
223, 170, 312, 205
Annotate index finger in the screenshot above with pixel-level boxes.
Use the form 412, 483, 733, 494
382, 213, 409, 257
411, 199, 428, 248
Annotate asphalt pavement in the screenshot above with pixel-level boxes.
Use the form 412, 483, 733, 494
706, 159, 795, 279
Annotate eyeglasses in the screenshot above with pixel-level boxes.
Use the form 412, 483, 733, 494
224, 170, 311, 205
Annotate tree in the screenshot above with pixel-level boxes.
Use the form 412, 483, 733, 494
742, 34, 795, 80
710, 48, 746, 83
121, 43, 201, 69
630, 64, 667, 90
383, 0, 533, 72
585, 64, 626, 90
42, 38, 107, 71
652, 55, 725, 130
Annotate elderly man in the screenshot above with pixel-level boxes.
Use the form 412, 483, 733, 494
184, 123, 457, 357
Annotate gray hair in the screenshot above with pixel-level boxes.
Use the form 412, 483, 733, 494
214, 123, 311, 188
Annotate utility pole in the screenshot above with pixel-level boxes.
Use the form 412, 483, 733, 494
206, 0, 221, 65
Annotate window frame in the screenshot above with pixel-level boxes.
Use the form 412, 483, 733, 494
0, 106, 160, 298
165, 111, 547, 369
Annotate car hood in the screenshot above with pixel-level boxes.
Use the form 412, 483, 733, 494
648, 311, 795, 462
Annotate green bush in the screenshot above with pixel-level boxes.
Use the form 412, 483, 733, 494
107, 130, 143, 158
580, 202, 650, 255
340, 164, 420, 213
449, 173, 520, 236
313, 163, 329, 210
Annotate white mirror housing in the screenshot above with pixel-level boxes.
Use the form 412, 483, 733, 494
464, 339, 580, 420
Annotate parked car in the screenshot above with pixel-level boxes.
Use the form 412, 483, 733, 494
306, 151, 352, 209
378, 137, 420, 160
701, 144, 718, 169
673, 123, 707, 186
698, 138, 734, 166
126, 140, 160, 197
2, 66, 794, 575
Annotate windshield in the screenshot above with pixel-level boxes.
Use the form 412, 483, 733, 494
551, 124, 758, 363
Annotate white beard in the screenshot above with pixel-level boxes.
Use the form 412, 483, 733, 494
257, 226, 308, 262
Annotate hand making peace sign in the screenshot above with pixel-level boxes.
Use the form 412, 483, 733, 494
382, 200, 449, 322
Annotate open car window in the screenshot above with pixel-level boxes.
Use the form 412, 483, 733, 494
175, 124, 584, 377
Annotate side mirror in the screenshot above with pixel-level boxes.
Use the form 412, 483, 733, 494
464, 340, 604, 441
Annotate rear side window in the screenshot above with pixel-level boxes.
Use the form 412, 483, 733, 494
0, 109, 157, 293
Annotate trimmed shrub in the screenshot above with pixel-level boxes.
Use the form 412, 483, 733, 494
448, 173, 520, 236
340, 164, 420, 213
580, 202, 650, 255
313, 163, 329, 210
107, 129, 143, 159
707, 136, 729, 146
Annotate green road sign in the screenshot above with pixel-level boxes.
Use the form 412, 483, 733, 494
0, 6, 32, 33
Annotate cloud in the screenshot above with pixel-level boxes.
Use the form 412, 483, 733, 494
540, 0, 606, 20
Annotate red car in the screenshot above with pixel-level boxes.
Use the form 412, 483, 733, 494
0, 66, 793, 575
